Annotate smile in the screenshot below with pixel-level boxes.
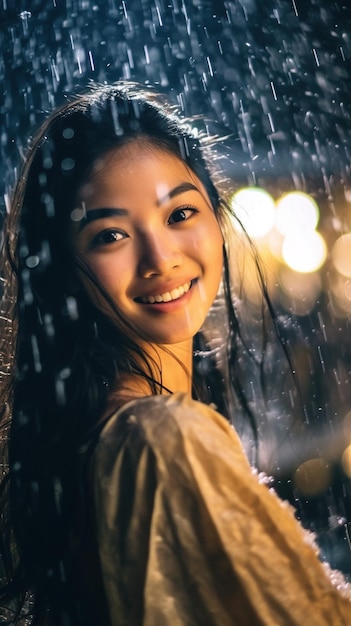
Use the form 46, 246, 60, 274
139, 281, 192, 304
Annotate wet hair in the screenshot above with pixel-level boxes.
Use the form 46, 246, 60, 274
0, 82, 280, 624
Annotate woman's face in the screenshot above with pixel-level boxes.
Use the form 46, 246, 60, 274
71, 140, 223, 346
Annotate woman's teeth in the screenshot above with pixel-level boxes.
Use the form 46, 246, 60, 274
141, 281, 191, 304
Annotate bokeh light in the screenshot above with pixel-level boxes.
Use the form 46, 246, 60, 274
328, 273, 351, 316
275, 192, 320, 235
282, 230, 327, 273
231, 188, 276, 239
341, 445, 351, 479
331, 234, 351, 279
279, 268, 322, 315
294, 458, 332, 497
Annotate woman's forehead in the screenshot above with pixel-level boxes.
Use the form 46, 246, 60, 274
78, 139, 204, 201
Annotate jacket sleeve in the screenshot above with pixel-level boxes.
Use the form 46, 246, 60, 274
92, 393, 351, 626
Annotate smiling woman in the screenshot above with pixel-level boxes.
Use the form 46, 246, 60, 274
0, 82, 351, 626
73, 141, 223, 351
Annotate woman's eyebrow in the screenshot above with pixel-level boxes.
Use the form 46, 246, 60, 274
78, 183, 201, 231
78, 207, 127, 231
157, 182, 200, 205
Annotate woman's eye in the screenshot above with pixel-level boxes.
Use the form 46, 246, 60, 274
168, 207, 197, 224
92, 229, 126, 247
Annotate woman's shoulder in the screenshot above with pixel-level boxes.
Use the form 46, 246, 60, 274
92, 392, 251, 475
97, 393, 234, 443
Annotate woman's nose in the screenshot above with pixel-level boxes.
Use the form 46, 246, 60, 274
137, 231, 183, 278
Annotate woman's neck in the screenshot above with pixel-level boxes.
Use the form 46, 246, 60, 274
107, 339, 193, 413
157, 340, 193, 394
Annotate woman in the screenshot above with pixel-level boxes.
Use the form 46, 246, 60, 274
0, 82, 350, 625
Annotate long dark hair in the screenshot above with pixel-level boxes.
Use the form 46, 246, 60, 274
0, 82, 287, 625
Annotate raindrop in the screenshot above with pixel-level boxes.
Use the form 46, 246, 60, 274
26, 255, 40, 269
291, 0, 298, 17
66, 296, 78, 321
31, 334, 42, 373
62, 128, 74, 140
61, 158, 75, 172
70, 207, 85, 223
18, 10, 31, 20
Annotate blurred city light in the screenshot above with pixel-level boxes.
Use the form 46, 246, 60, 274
279, 268, 322, 316
282, 230, 327, 273
275, 191, 319, 235
332, 234, 351, 279
341, 445, 351, 479
231, 187, 276, 239
230, 187, 327, 276
294, 458, 332, 497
